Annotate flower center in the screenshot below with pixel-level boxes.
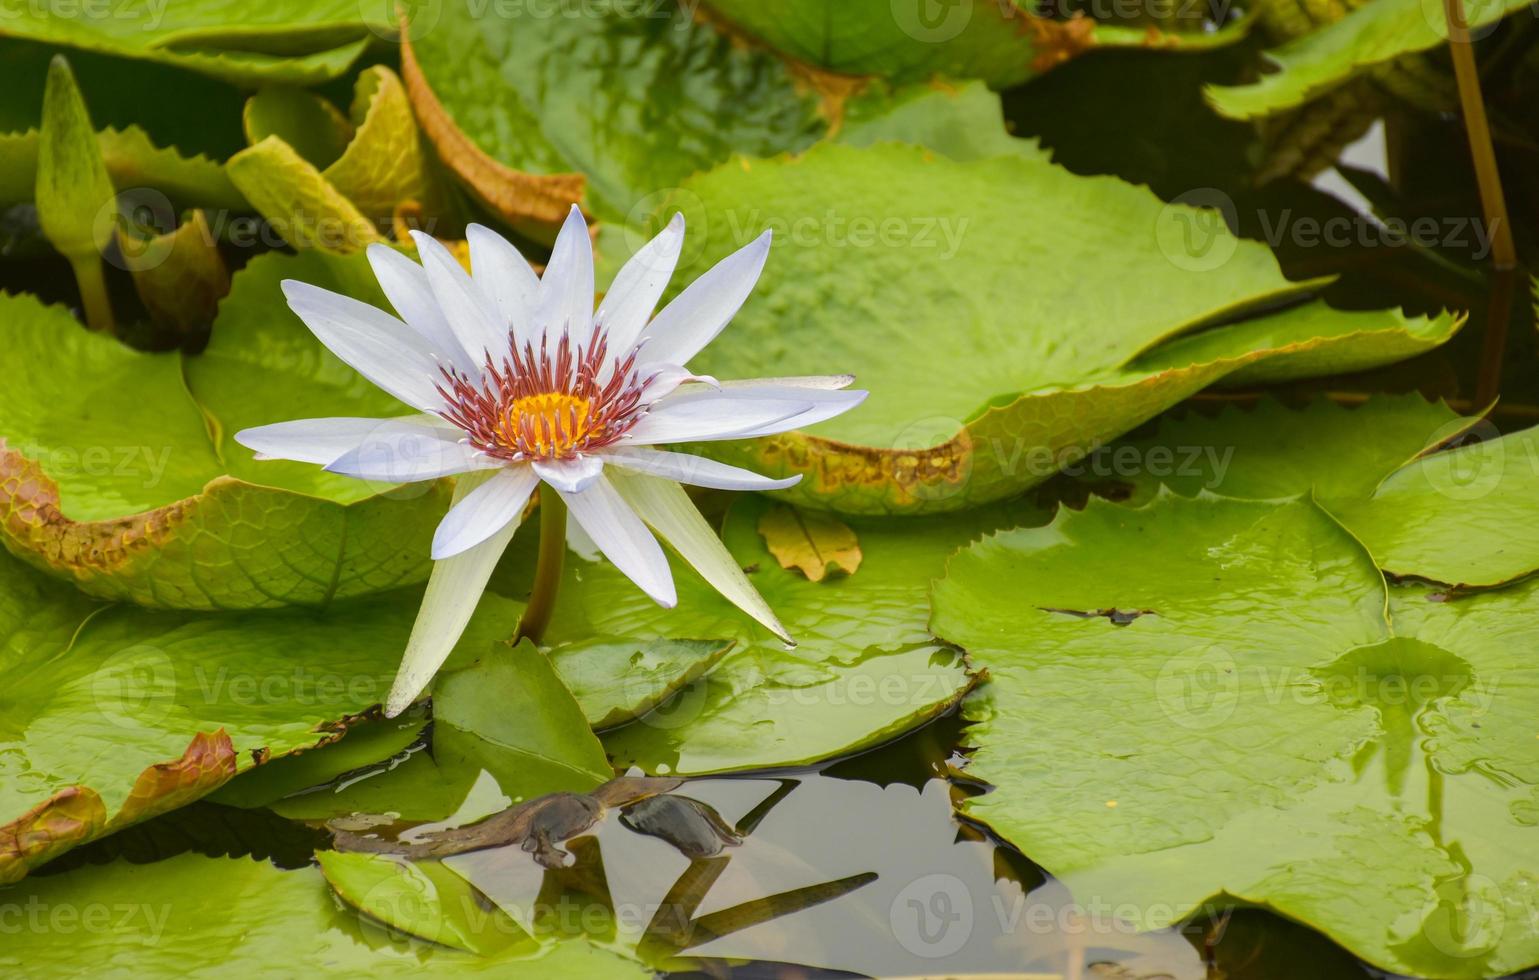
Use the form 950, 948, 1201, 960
495, 392, 594, 459
435, 329, 648, 463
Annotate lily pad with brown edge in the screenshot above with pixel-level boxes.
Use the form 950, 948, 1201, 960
703, 0, 1253, 89
1097, 395, 1539, 589
0, 250, 454, 609
0, 0, 383, 86
528, 494, 1046, 775
0, 851, 651, 977
930, 491, 1539, 978
402, 0, 843, 227
0, 542, 522, 883
662, 141, 1462, 514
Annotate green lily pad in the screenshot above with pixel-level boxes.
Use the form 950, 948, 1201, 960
0, 1, 380, 85
1205, 0, 1534, 118
0, 852, 649, 976
931, 491, 1539, 978
1101, 394, 1466, 503
407, 0, 828, 224
664, 141, 1461, 513
0, 250, 453, 609
705, 0, 1249, 89
549, 637, 736, 730
536, 495, 1044, 774
0, 544, 520, 882
1092, 396, 1539, 587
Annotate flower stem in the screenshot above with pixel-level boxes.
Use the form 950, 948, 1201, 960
70, 255, 115, 335
514, 490, 566, 646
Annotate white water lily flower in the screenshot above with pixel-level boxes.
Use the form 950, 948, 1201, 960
236, 206, 865, 717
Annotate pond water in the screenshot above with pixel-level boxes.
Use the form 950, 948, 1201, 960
40, 707, 1383, 978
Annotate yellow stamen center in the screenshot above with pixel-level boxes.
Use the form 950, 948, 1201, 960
494, 392, 594, 458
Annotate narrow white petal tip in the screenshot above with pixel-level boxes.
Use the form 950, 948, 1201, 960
831, 374, 856, 389
667, 212, 685, 231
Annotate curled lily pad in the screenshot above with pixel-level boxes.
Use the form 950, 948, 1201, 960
1205, 0, 1534, 118
536, 495, 1043, 774
665, 141, 1461, 513
0, 543, 521, 882
931, 492, 1539, 977
228, 66, 443, 252
0, 250, 453, 609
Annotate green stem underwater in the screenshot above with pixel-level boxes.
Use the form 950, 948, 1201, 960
514, 489, 567, 646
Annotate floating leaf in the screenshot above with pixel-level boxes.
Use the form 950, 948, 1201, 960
535, 495, 1042, 774
0, 251, 451, 608
757, 504, 862, 582
0, 544, 521, 882
931, 492, 1539, 977
0, 2, 380, 85
665, 141, 1461, 513
1098, 397, 1538, 587
0, 852, 650, 976
432, 643, 614, 804
549, 637, 736, 730
705, 0, 1248, 88
1205, 0, 1534, 119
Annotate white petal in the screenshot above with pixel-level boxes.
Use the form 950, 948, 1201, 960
384, 472, 520, 717
596, 212, 683, 356
467, 223, 541, 346
560, 474, 676, 607
622, 395, 814, 445
638, 363, 720, 402
610, 470, 789, 642
325, 420, 492, 483
410, 231, 509, 366
640, 230, 771, 366
565, 517, 603, 561
715, 375, 856, 391
690, 387, 869, 437
235, 416, 433, 465
281, 280, 444, 411
532, 455, 605, 494
534, 205, 595, 343
366, 243, 472, 371
603, 447, 800, 491
432, 465, 538, 559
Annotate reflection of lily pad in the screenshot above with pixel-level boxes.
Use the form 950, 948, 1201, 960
0, 250, 453, 608
537, 495, 1044, 774
666, 141, 1461, 513
932, 492, 1539, 977
0, 545, 520, 882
